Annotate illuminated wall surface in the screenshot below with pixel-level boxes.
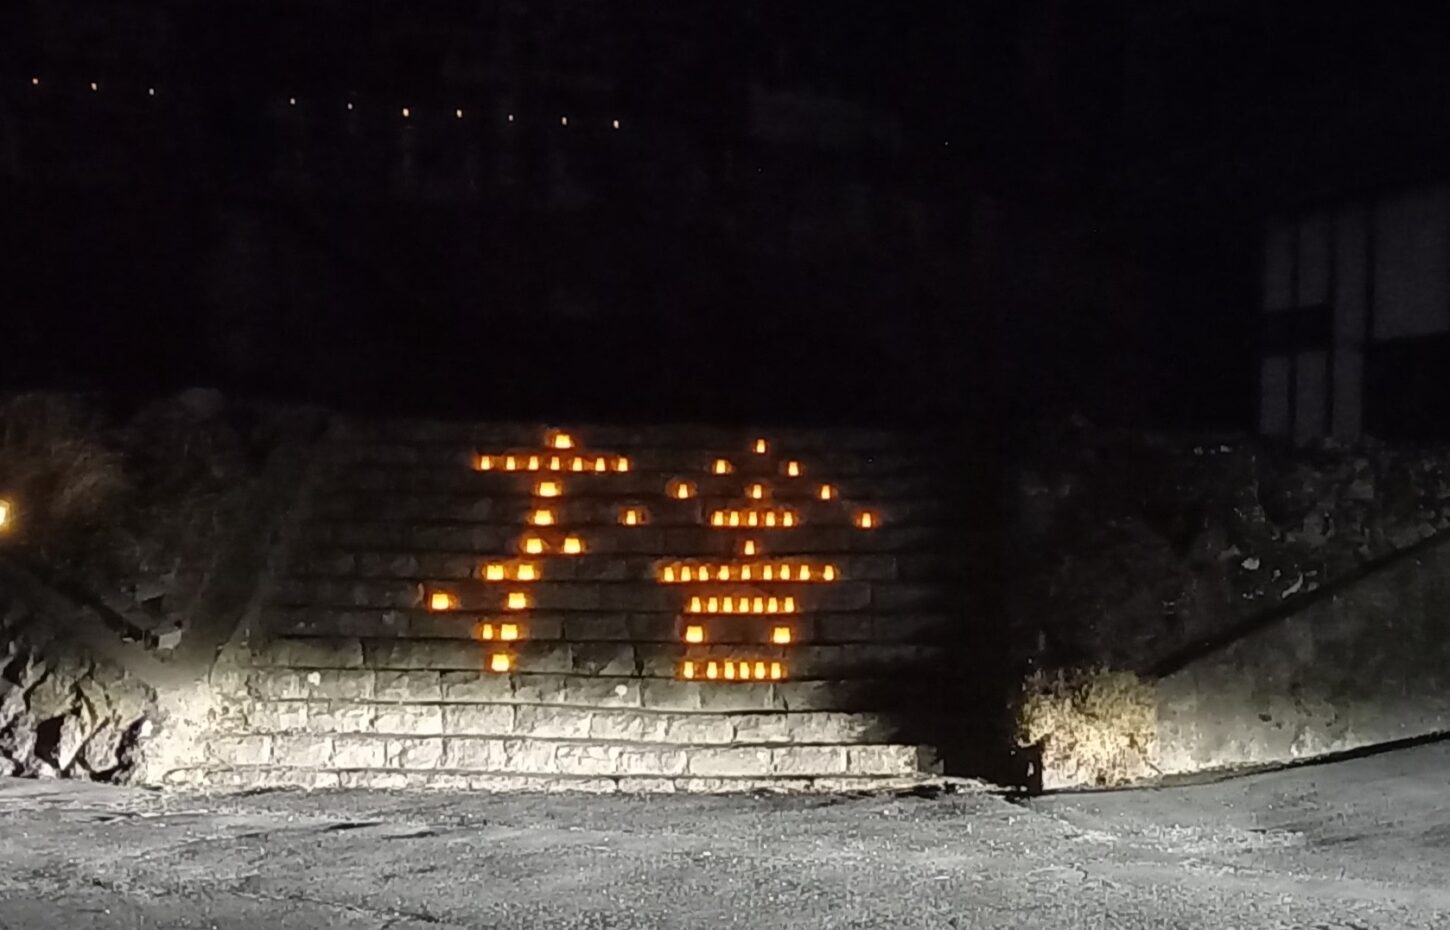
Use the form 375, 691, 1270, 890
196, 422, 959, 790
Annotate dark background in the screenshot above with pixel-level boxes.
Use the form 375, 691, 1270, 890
4, 1, 1450, 431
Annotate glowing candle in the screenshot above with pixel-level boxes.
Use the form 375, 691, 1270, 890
772, 626, 792, 644
770, 662, 784, 680
754, 661, 767, 679
706, 597, 719, 613
818, 484, 835, 500
673, 482, 693, 499
0, 500, 10, 528
571, 457, 585, 472
483, 563, 505, 581
765, 512, 777, 527
595, 457, 608, 472
747, 512, 759, 527
713, 459, 732, 475
855, 511, 877, 529
783, 597, 796, 612
515, 564, 539, 582
753, 439, 768, 454
622, 508, 642, 526
767, 597, 779, 613
562, 536, 584, 555
780, 564, 792, 581
662, 565, 676, 583
477, 455, 494, 471
476, 623, 495, 640
551, 432, 574, 449
749, 483, 765, 500
549, 456, 562, 471
489, 653, 512, 673
522, 536, 545, 555
723, 596, 735, 613
717, 565, 729, 581
615, 457, 630, 472
729, 511, 741, 527
530, 509, 555, 526
504, 456, 518, 470
785, 461, 801, 477
763, 565, 774, 581
782, 512, 796, 527
706, 661, 719, 679
742, 540, 757, 556
535, 480, 561, 497
684, 625, 704, 644
741, 565, 753, 581
682, 661, 697, 679
506, 592, 529, 610
752, 596, 764, 613
823, 565, 837, 581
500, 623, 520, 641
724, 661, 736, 680
712, 511, 725, 527
429, 592, 455, 611
528, 455, 541, 470
799, 565, 812, 581
689, 596, 702, 612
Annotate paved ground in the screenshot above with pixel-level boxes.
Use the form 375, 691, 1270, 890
4, 744, 1450, 929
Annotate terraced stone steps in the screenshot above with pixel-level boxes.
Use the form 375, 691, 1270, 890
193, 420, 962, 792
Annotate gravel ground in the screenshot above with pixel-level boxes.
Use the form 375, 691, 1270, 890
3, 744, 1450, 929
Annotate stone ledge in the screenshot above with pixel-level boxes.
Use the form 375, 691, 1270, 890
163, 766, 947, 794
203, 733, 936, 777
291, 551, 905, 583
264, 607, 952, 645
250, 637, 945, 680
216, 700, 906, 745
227, 669, 932, 712
302, 521, 945, 557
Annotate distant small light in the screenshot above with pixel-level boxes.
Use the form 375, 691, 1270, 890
0, 499, 11, 529
289, 97, 297, 106
507, 113, 514, 122
89, 81, 98, 92
560, 116, 568, 127
401, 107, 411, 118
612, 119, 620, 129
455, 108, 464, 119
30, 77, 39, 87
346, 102, 354, 111
148, 87, 155, 96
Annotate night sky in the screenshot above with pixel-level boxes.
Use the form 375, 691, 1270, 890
4, 1, 1449, 431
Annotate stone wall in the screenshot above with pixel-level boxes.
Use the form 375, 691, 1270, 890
1013, 421, 1450, 673
0, 390, 321, 783
1155, 538, 1450, 775
1015, 421, 1450, 786
168, 419, 969, 791
0, 581, 155, 779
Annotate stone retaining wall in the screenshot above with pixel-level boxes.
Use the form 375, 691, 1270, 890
1155, 537, 1450, 775
169, 420, 966, 791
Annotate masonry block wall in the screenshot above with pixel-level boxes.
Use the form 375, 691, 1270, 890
184, 420, 964, 791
